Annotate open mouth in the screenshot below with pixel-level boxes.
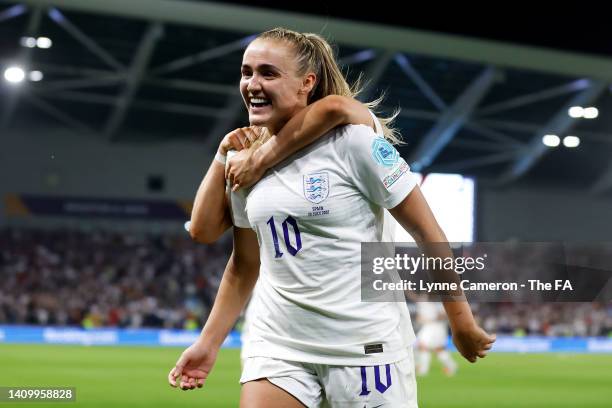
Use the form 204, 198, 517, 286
249, 97, 272, 109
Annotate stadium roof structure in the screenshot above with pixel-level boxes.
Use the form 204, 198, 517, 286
1, 0, 612, 191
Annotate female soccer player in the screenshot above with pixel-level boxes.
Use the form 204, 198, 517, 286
169, 28, 494, 408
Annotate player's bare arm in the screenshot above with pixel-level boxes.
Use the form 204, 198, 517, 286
389, 186, 496, 363
168, 227, 260, 390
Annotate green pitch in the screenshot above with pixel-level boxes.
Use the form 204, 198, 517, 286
0, 344, 610, 407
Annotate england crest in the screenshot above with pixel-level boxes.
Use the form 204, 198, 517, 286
303, 172, 329, 204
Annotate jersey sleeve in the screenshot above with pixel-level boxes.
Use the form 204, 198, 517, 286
343, 125, 418, 209
226, 150, 251, 228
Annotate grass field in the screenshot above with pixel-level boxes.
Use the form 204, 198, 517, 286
1, 345, 611, 407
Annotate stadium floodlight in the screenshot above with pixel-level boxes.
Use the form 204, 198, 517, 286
36, 37, 53, 49
20, 36, 36, 48
582, 107, 598, 119
568, 106, 584, 118
542, 134, 560, 147
3, 66, 25, 83
29, 70, 44, 82
563, 135, 580, 148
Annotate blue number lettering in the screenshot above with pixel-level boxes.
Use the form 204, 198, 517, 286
267, 216, 302, 257
267, 216, 283, 258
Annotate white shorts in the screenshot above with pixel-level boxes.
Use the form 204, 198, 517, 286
240, 350, 418, 408
417, 323, 448, 350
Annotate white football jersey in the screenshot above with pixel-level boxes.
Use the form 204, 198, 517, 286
230, 114, 418, 365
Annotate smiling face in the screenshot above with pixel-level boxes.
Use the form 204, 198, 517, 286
240, 39, 315, 134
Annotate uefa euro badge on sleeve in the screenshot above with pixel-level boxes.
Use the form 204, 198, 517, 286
371, 137, 399, 168
303, 172, 329, 204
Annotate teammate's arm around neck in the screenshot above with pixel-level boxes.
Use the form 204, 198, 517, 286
228, 95, 374, 191
255, 95, 374, 169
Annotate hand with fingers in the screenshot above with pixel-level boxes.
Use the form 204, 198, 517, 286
225, 127, 271, 191
226, 149, 266, 192
218, 126, 266, 156
451, 324, 496, 363
168, 340, 218, 391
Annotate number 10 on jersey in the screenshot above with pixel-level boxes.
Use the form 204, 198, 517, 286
266, 216, 302, 258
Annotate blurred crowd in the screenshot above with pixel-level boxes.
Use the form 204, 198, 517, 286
1, 228, 610, 337
472, 302, 611, 337
0, 227, 229, 330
